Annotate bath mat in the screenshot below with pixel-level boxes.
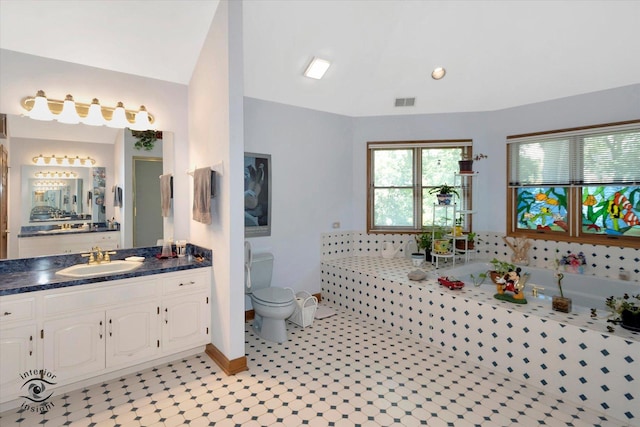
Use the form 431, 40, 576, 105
314, 305, 337, 320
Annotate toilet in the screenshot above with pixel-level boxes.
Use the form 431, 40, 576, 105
245, 251, 296, 343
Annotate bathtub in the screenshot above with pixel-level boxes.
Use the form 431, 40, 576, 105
439, 261, 640, 312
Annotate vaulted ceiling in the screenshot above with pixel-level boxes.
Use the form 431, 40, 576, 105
1, 0, 639, 117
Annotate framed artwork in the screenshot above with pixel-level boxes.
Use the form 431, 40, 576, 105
244, 152, 271, 237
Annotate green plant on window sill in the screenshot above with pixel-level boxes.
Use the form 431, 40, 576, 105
428, 183, 459, 197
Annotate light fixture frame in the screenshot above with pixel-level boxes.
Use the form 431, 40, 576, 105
21, 94, 155, 126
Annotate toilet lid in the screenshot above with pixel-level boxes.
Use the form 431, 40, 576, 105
252, 287, 294, 305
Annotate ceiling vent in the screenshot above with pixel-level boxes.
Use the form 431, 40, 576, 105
394, 97, 415, 107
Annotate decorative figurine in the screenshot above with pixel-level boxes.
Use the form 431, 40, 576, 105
493, 267, 528, 304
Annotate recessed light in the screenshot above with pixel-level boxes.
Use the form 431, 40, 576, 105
304, 57, 331, 79
431, 67, 446, 80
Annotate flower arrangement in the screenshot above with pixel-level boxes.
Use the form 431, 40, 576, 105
559, 252, 586, 267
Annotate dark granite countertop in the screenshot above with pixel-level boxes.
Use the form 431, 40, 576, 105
18, 224, 120, 238
0, 245, 212, 296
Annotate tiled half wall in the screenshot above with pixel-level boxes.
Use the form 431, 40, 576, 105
321, 231, 640, 282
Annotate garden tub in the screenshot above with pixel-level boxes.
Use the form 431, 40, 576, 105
441, 261, 640, 312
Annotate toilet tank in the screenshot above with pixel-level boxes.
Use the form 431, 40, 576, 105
245, 252, 273, 294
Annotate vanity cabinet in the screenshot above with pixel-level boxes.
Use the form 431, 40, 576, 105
0, 268, 211, 404
106, 302, 160, 369
161, 272, 210, 353
18, 231, 121, 257
43, 311, 105, 381
0, 296, 37, 403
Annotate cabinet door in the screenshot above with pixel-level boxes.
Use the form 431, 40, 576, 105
0, 324, 37, 402
43, 312, 105, 384
106, 303, 159, 368
162, 294, 209, 353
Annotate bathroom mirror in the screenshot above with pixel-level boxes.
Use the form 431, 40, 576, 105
7, 114, 169, 258
22, 165, 92, 223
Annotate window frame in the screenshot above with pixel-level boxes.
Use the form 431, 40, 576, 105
367, 140, 473, 234
506, 119, 640, 249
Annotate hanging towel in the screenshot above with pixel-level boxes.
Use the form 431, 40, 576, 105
192, 168, 212, 224
113, 186, 123, 208
160, 174, 172, 217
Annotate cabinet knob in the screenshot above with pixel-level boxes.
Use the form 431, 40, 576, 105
2, 311, 11, 316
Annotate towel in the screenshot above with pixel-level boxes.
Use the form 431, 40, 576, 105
192, 168, 211, 224
113, 186, 123, 208
160, 174, 172, 217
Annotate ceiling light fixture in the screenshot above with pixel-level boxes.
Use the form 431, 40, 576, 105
304, 57, 331, 80
431, 67, 446, 80
21, 91, 155, 130
32, 154, 96, 167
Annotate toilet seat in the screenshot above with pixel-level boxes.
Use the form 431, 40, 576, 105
252, 287, 294, 306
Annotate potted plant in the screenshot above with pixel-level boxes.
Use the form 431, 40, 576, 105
470, 258, 515, 287
455, 231, 478, 250
431, 225, 451, 255
428, 184, 459, 205
606, 293, 640, 331
459, 153, 488, 174
414, 229, 432, 261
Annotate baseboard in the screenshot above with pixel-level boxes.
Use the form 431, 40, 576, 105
245, 292, 322, 322
205, 343, 247, 375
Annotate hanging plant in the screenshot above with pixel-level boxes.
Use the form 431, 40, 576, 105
131, 130, 162, 151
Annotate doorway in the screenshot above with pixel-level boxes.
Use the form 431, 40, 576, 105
0, 144, 7, 259
133, 157, 163, 247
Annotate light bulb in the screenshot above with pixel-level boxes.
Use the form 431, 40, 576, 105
107, 101, 129, 128
130, 105, 151, 131
57, 94, 81, 124
83, 98, 105, 126
29, 90, 54, 121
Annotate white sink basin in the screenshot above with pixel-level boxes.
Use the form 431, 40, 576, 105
56, 261, 142, 278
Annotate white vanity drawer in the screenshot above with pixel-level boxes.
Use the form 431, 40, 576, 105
162, 271, 209, 295
43, 278, 158, 317
0, 297, 36, 325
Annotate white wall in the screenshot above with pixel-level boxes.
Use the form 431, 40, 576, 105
188, 0, 245, 361
243, 98, 354, 297
0, 49, 190, 243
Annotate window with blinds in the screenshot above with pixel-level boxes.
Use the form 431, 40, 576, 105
506, 120, 640, 247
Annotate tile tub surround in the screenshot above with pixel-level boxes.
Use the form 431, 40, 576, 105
321, 231, 640, 282
0, 244, 212, 295
321, 256, 640, 425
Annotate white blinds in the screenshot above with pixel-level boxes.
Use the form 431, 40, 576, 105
508, 123, 640, 187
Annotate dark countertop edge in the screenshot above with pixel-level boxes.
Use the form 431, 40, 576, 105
17, 228, 120, 238
0, 261, 212, 296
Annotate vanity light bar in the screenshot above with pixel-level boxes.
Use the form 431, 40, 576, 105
33, 154, 96, 167
21, 90, 155, 130
33, 180, 65, 188
35, 171, 78, 179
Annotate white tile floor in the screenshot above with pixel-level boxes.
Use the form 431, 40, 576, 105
0, 304, 631, 426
